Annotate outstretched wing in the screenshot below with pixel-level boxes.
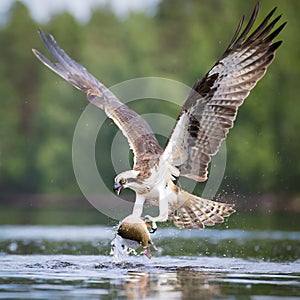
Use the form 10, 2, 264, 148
163, 3, 286, 182
33, 30, 163, 168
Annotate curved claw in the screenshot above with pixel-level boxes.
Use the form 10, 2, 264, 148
149, 222, 157, 233
144, 215, 152, 222
144, 215, 157, 234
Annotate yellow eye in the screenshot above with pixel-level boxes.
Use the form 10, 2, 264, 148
120, 178, 127, 185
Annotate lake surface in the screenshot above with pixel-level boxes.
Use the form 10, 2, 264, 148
0, 226, 300, 299
0, 225, 299, 299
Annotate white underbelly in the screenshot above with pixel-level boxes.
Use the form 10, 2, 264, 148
144, 181, 176, 203
143, 186, 160, 199
141, 159, 177, 200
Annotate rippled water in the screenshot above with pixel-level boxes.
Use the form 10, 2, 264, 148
0, 225, 299, 299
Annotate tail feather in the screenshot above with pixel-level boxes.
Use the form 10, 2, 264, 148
169, 188, 235, 229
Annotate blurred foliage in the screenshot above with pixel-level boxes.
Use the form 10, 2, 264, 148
0, 0, 299, 205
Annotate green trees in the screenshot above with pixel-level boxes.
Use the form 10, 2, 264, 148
0, 2, 40, 192
0, 0, 299, 202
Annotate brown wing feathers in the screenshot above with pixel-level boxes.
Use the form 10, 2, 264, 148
33, 3, 285, 185
33, 31, 163, 169
166, 3, 286, 183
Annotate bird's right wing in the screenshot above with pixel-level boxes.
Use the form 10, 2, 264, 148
163, 3, 285, 182
33, 30, 163, 168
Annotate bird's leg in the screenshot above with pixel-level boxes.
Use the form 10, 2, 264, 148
144, 188, 170, 229
132, 194, 145, 217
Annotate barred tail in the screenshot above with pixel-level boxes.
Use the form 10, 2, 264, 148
169, 188, 235, 229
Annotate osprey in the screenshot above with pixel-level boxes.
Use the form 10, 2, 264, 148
33, 3, 285, 231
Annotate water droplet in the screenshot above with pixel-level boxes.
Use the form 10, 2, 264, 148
8, 242, 18, 252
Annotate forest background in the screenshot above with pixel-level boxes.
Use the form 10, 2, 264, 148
0, 0, 299, 225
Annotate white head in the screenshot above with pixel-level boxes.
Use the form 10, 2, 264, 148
113, 170, 140, 195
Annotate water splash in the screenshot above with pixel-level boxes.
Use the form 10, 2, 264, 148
110, 233, 139, 262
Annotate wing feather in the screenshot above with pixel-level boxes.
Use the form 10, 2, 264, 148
33, 30, 163, 169
163, 3, 286, 182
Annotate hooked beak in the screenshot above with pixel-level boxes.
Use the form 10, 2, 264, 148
113, 182, 123, 195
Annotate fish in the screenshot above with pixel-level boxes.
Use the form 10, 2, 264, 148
117, 214, 157, 259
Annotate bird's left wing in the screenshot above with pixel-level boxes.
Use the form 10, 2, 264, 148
32, 30, 163, 168
163, 3, 286, 182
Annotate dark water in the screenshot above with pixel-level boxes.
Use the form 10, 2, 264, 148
0, 225, 299, 299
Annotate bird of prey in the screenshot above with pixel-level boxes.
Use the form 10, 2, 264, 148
33, 3, 285, 231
